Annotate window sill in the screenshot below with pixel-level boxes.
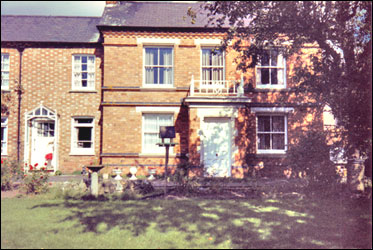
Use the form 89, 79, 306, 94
257, 150, 286, 156
255, 85, 287, 90
69, 90, 97, 93
141, 86, 176, 91
1, 89, 10, 93
69, 151, 95, 156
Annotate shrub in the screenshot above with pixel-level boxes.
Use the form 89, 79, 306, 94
22, 165, 50, 194
54, 170, 62, 176
1, 159, 23, 191
285, 130, 338, 185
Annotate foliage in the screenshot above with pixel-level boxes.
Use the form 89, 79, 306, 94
198, 1, 372, 158
285, 131, 338, 185
1, 159, 23, 191
54, 170, 62, 176
22, 164, 50, 194
171, 162, 201, 194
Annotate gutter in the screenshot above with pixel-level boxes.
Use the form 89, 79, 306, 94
16, 46, 24, 163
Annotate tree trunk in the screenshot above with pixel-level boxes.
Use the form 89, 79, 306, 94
347, 150, 366, 193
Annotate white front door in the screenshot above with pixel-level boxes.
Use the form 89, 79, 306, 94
203, 117, 231, 177
31, 120, 55, 169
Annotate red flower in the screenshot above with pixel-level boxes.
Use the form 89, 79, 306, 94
41, 167, 45, 171
25, 163, 28, 166
45, 153, 53, 160
44, 162, 48, 166
1, 159, 3, 164
40, 176, 43, 179
29, 165, 33, 171
34, 163, 38, 167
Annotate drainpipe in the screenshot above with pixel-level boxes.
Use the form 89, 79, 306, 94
16, 46, 25, 163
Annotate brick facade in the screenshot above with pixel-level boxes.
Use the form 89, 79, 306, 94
1, 3, 323, 178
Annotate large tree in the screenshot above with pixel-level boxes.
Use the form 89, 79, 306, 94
197, 1, 372, 189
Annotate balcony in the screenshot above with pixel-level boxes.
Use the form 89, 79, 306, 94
185, 75, 251, 105
189, 75, 245, 97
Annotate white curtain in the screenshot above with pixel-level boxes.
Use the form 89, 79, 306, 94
160, 48, 172, 85
143, 114, 173, 152
145, 48, 157, 84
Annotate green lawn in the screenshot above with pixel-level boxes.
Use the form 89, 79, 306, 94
1, 195, 372, 249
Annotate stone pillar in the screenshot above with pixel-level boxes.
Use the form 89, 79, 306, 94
91, 172, 99, 197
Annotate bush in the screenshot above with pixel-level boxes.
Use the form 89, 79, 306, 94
22, 165, 50, 194
285, 130, 338, 185
1, 159, 23, 191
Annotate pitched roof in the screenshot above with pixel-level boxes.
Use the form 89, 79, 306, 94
1, 15, 101, 43
99, 2, 226, 28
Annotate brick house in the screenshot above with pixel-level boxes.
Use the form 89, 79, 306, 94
1, 1, 323, 178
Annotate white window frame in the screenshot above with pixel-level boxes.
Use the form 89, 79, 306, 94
70, 117, 95, 155
1, 117, 8, 155
143, 46, 174, 87
142, 113, 174, 155
1, 53, 10, 90
200, 47, 225, 84
256, 50, 286, 89
71, 54, 96, 91
256, 114, 288, 154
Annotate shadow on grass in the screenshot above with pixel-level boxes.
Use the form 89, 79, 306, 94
30, 196, 372, 249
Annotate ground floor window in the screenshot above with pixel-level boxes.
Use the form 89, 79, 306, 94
257, 115, 287, 153
71, 117, 94, 155
1, 117, 7, 155
142, 113, 173, 154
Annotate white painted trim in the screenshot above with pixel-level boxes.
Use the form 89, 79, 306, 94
195, 39, 222, 46
255, 115, 288, 154
196, 107, 238, 118
201, 117, 233, 177
136, 106, 180, 113
142, 46, 174, 87
137, 38, 181, 45
70, 117, 95, 156
1, 117, 8, 156
71, 54, 96, 91
251, 107, 294, 113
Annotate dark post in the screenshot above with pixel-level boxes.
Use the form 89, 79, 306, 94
164, 144, 169, 195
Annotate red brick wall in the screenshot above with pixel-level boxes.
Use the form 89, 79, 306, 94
1, 46, 103, 173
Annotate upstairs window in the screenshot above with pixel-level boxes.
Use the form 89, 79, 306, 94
144, 47, 173, 86
71, 118, 94, 155
257, 115, 287, 153
201, 48, 225, 84
1, 117, 8, 155
72, 55, 95, 90
1, 54, 10, 90
256, 50, 286, 88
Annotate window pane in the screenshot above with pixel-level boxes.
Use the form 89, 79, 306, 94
76, 118, 93, 124
78, 127, 92, 141
258, 134, 270, 149
270, 50, 278, 66
258, 116, 270, 132
81, 56, 87, 64
261, 52, 269, 66
145, 48, 158, 65
159, 68, 172, 85
271, 69, 278, 85
1, 127, 4, 141
272, 134, 285, 149
35, 108, 41, 115
261, 68, 269, 84
272, 116, 284, 132
160, 48, 172, 66
202, 49, 211, 66
81, 64, 87, 71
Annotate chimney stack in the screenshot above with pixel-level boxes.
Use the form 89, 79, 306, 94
106, 1, 119, 7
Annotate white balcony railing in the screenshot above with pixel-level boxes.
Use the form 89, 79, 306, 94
189, 75, 244, 97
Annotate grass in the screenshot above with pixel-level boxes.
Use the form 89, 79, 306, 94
1, 194, 372, 249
